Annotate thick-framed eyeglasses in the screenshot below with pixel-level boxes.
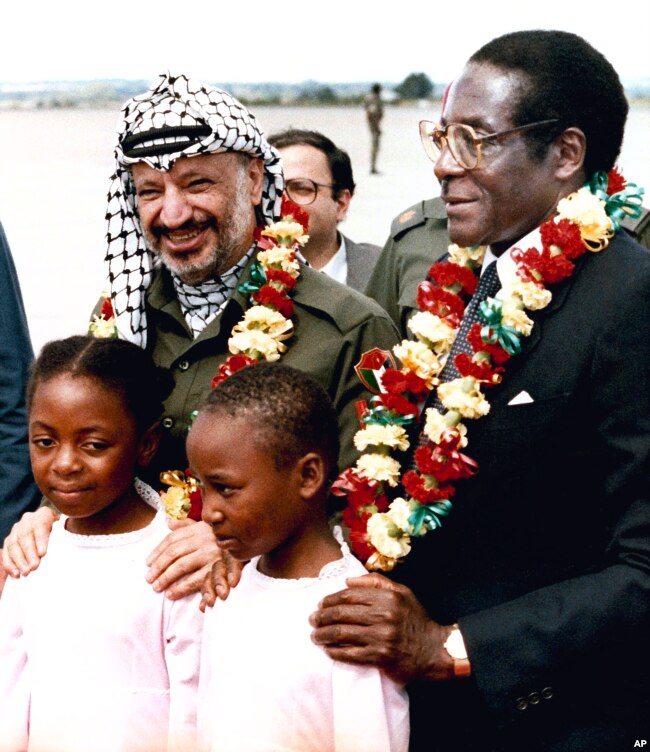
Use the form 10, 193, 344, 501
419, 118, 559, 171
284, 178, 336, 206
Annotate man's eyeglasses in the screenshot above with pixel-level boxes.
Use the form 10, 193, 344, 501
418, 119, 559, 171
284, 178, 336, 206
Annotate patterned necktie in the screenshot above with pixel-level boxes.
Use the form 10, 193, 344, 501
424, 259, 501, 413
408, 259, 501, 472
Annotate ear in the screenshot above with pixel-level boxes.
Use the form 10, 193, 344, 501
295, 452, 327, 501
247, 158, 265, 206
553, 126, 586, 183
334, 188, 352, 223
136, 422, 161, 468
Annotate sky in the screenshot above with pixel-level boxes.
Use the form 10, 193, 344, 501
2, 0, 648, 87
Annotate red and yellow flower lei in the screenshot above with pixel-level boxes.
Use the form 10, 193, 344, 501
334, 168, 644, 571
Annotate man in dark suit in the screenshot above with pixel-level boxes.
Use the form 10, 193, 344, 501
310, 30, 650, 751
268, 129, 381, 292
0, 222, 40, 593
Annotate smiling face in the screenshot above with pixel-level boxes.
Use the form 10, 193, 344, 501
435, 63, 567, 254
131, 152, 264, 285
187, 410, 315, 565
29, 374, 157, 533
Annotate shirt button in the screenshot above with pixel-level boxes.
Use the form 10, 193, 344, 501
178, 360, 190, 371
162, 417, 174, 429
528, 691, 541, 705
515, 697, 528, 711
541, 686, 554, 700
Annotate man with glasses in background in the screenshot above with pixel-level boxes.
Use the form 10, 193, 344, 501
311, 30, 650, 751
268, 129, 381, 292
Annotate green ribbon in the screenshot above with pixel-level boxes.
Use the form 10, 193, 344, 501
409, 500, 453, 537
238, 262, 267, 296
588, 171, 645, 232
479, 299, 522, 355
363, 400, 416, 427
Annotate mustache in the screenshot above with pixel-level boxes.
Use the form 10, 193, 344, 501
150, 218, 215, 239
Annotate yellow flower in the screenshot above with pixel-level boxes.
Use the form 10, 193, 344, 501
387, 497, 417, 532
448, 244, 486, 267
355, 453, 402, 486
235, 306, 293, 338
407, 311, 456, 352
257, 247, 301, 275
365, 551, 399, 571
354, 423, 410, 452
367, 511, 412, 560
262, 219, 309, 247
556, 188, 613, 250
500, 296, 534, 336
393, 340, 442, 388
228, 329, 287, 361
88, 316, 117, 339
508, 278, 552, 311
160, 486, 191, 520
438, 377, 491, 419
423, 407, 467, 447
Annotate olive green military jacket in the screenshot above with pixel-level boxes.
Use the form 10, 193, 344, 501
115, 258, 399, 484
364, 196, 448, 338
366, 196, 650, 339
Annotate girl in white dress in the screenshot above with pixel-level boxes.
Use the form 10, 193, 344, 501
187, 362, 409, 752
0, 335, 203, 752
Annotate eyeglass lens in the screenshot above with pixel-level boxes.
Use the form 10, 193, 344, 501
285, 179, 317, 206
420, 123, 478, 170
446, 124, 479, 170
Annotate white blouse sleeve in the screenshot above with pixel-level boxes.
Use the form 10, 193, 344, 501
163, 591, 204, 752
331, 660, 410, 752
0, 577, 30, 752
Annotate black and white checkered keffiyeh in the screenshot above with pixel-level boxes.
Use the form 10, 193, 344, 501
173, 247, 255, 338
104, 72, 284, 346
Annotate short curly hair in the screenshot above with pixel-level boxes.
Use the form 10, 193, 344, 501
199, 362, 340, 481
469, 30, 628, 178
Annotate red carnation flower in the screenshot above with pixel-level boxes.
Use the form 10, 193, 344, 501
379, 392, 420, 416
540, 219, 584, 260
429, 262, 478, 296
381, 368, 429, 397
539, 252, 575, 284
416, 282, 464, 324
100, 298, 114, 319
606, 166, 626, 195
212, 354, 258, 389
403, 470, 454, 503
454, 352, 504, 385
187, 487, 203, 521
266, 268, 297, 290
252, 285, 294, 317
467, 324, 511, 365
280, 197, 310, 230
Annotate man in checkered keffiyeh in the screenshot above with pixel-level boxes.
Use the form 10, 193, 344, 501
105, 71, 284, 345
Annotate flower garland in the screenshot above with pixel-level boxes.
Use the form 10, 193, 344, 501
333, 168, 644, 571
89, 198, 310, 518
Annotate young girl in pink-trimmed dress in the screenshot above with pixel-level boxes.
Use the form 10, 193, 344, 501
0, 335, 203, 752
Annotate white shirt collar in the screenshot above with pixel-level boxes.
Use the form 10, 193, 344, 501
483, 226, 543, 294
320, 234, 348, 285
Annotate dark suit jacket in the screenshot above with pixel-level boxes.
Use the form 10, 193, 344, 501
392, 231, 650, 751
341, 234, 381, 293
0, 223, 40, 545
